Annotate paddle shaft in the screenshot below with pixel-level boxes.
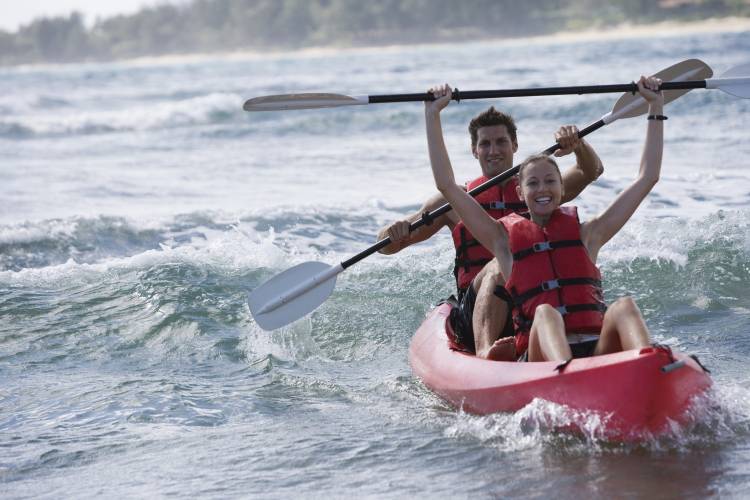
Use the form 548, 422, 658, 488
340, 120, 606, 269
371, 80, 710, 104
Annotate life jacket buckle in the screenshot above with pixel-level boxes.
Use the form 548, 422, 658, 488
541, 279, 559, 291
488, 201, 506, 210
556, 305, 568, 315
533, 241, 552, 252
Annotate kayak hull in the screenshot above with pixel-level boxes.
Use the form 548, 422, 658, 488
409, 303, 713, 440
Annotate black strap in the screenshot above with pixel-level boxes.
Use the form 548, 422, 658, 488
454, 256, 491, 269
556, 303, 607, 314
512, 277, 602, 306
512, 239, 584, 261
493, 284, 513, 304
454, 227, 488, 273
480, 201, 527, 211
459, 238, 483, 250
689, 354, 711, 374
458, 227, 470, 272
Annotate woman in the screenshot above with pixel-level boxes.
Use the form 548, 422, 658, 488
426, 76, 665, 362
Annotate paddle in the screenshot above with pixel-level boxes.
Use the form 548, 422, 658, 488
248, 59, 712, 331
243, 60, 748, 112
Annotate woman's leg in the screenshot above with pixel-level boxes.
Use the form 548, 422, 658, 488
594, 296, 651, 355
527, 304, 571, 362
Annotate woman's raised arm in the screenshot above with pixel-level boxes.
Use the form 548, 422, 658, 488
425, 84, 509, 260
582, 76, 664, 260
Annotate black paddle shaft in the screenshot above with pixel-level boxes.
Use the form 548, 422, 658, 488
368, 81, 706, 104
340, 120, 607, 269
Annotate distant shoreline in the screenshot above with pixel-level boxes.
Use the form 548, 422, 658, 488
6, 15, 750, 69
128, 16, 750, 65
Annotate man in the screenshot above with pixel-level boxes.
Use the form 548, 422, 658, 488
376, 106, 603, 360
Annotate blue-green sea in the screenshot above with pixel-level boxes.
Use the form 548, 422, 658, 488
2, 27, 750, 498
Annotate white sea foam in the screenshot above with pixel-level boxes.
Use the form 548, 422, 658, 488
0, 224, 288, 286
2, 92, 241, 136
0, 219, 79, 244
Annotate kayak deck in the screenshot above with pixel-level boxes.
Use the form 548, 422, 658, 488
409, 303, 713, 440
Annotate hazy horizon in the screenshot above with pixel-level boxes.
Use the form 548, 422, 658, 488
0, 0, 186, 32
2, 0, 749, 66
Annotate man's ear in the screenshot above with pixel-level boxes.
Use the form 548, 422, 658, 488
513, 141, 518, 153
471, 145, 478, 159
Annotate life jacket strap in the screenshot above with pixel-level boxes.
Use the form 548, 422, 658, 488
454, 256, 492, 270
493, 285, 513, 304
512, 239, 584, 261
480, 201, 528, 211
512, 277, 602, 306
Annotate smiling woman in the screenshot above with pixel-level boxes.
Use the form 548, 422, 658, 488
425, 76, 665, 363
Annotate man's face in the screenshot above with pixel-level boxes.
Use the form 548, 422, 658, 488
472, 125, 518, 177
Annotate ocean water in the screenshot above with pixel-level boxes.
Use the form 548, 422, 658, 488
2, 28, 750, 498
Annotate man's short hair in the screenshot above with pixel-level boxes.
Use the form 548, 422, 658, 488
468, 107, 517, 148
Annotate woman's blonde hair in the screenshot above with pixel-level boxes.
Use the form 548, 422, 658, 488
517, 154, 562, 183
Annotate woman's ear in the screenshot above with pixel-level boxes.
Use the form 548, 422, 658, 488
516, 183, 523, 199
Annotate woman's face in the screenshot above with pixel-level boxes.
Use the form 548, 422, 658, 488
516, 160, 563, 218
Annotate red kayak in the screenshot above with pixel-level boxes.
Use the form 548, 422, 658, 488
409, 303, 713, 440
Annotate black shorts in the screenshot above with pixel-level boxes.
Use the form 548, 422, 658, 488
450, 284, 514, 353
570, 339, 598, 358
517, 338, 598, 362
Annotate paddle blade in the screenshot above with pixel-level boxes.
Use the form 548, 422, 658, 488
249, 261, 338, 330
243, 93, 367, 111
711, 62, 750, 98
611, 59, 713, 120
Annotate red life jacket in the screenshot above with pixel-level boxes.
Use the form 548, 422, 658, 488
451, 175, 527, 290
499, 206, 606, 355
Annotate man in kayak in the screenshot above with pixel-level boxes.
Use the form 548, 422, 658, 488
377, 108, 603, 360
425, 77, 663, 362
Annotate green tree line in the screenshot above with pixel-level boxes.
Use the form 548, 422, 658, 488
1, 0, 748, 65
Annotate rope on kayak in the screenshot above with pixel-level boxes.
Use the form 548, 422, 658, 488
689, 354, 712, 374
554, 358, 573, 373
652, 343, 676, 363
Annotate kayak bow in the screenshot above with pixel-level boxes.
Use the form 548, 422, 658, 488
409, 303, 713, 440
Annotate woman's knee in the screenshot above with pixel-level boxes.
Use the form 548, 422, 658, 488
534, 304, 563, 322
610, 296, 640, 314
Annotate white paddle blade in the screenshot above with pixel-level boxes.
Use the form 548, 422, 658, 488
243, 93, 368, 111
708, 62, 750, 98
611, 59, 713, 120
249, 261, 338, 331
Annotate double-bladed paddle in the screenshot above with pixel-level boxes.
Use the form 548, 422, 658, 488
243, 59, 749, 112
248, 58, 714, 331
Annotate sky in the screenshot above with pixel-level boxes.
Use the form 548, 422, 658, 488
0, 0, 185, 32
